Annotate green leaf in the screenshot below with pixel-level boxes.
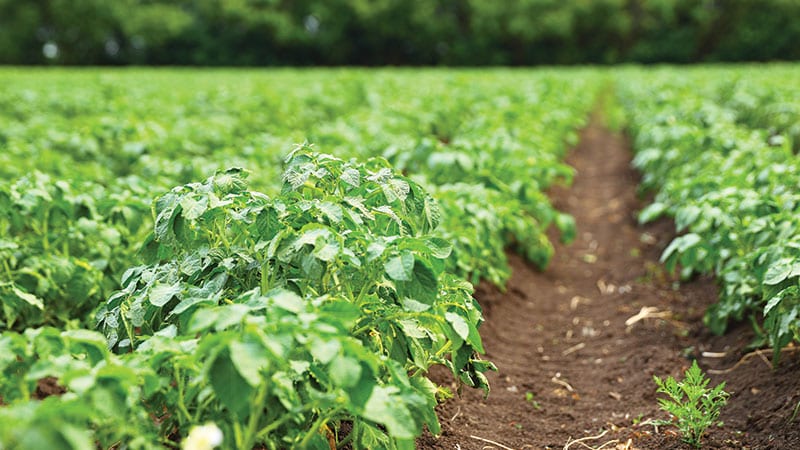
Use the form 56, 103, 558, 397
188, 308, 218, 333
295, 226, 331, 248
366, 240, 387, 262
212, 168, 248, 194
555, 213, 576, 244
148, 282, 181, 307
765, 294, 784, 316
398, 319, 429, 339
661, 233, 702, 264
213, 304, 250, 331
764, 259, 794, 285
397, 259, 438, 305
209, 350, 253, 417
269, 290, 304, 313
304, 433, 331, 450
310, 338, 341, 364
329, 355, 361, 388
341, 168, 361, 187
58, 424, 95, 450
154, 194, 180, 245
425, 237, 452, 259
229, 340, 269, 387
385, 252, 414, 281
317, 201, 343, 223
409, 375, 441, 434
319, 299, 361, 328
10, 286, 44, 310
401, 298, 431, 312
171, 296, 214, 316
382, 179, 410, 203
639, 202, 668, 224
444, 312, 469, 341
255, 207, 281, 241
313, 241, 339, 262
179, 195, 208, 220
363, 386, 418, 439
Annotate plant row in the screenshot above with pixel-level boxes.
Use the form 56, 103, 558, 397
2, 150, 492, 449
0, 70, 597, 332
617, 67, 800, 360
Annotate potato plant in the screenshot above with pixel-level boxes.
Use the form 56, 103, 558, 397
0, 173, 150, 330
619, 67, 800, 361
91, 148, 489, 448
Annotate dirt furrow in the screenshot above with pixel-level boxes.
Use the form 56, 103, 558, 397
419, 117, 800, 449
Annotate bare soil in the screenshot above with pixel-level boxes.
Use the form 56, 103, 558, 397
418, 118, 800, 449
34, 376, 66, 399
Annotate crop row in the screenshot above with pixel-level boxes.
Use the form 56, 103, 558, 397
0, 70, 597, 448
0, 70, 597, 317
618, 66, 800, 361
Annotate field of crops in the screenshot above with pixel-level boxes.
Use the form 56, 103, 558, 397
0, 66, 798, 449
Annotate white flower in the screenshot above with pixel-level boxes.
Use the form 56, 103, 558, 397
182, 423, 224, 450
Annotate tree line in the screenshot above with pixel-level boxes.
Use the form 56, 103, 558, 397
2, 0, 798, 66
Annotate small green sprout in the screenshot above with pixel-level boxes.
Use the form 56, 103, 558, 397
524, 391, 541, 410
653, 360, 729, 448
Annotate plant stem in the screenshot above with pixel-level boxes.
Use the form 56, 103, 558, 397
298, 413, 332, 448
41, 208, 50, 251
240, 382, 269, 450
2, 259, 14, 281
217, 220, 232, 251
260, 259, 270, 293
174, 367, 193, 423
335, 423, 355, 449
255, 409, 304, 439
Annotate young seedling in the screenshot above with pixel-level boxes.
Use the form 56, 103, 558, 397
653, 360, 729, 448
524, 391, 541, 410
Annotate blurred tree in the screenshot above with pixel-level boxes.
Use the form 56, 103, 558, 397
710, 0, 800, 61
0, 0, 43, 64
1, 0, 798, 65
626, 0, 717, 63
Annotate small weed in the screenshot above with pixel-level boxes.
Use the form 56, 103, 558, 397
525, 391, 541, 410
653, 360, 729, 448
789, 400, 800, 423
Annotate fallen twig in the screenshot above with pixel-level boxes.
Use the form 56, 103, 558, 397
624, 306, 671, 327
563, 429, 612, 450
594, 440, 620, 450
562, 342, 586, 356
450, 406, 462, 423
469, 435, 515, 450
708, 346, 799, 374
570, 296, 589, 311
596, 280, 616, 295
551, 376, 575, 392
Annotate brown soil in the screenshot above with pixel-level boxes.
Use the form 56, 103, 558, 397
34, 377, 66, 399
418, 118, 800, 449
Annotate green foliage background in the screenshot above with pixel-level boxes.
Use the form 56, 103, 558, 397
2, 0, 799, 66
